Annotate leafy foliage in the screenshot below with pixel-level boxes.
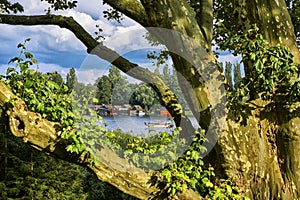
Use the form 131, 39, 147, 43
286, 0, 300, 45
156, 130, 241, 199
96, 75, 113, 104
5, 39, 73, 125
100, 127, 241, 199
3, 39, 103, 164
41, 0, 77, 13
0, 127, 137, 200
81, 167, 138, 200
220, 27, 300, 105
0, 0, 23, 14
45, 71, 65, 86
121, 128, 186, 170
129, 83, 160, 110
94, 24, 106, 43
66, 67, 77, 93
102, 4, 124, 23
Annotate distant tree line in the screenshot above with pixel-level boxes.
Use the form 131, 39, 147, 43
47, 62, 242, 112
55, 65, 188, 111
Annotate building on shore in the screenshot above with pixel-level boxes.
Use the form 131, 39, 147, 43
130, 105, 145, 116
90, 104, 169, 117
160, 107, 171, 117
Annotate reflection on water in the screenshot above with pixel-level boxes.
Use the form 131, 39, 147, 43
100, 116, 174, 135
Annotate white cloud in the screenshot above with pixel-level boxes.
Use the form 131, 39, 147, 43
76, 0, 107, 19
24, 0, 50, 14
62, 9, 116, 37
38, 63, 71, 77
105, 26, 150, 53
217, 53, 241, 64
76, 68, 107, 84
1, 0, 147, 56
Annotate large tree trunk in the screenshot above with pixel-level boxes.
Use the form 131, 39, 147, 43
217, 100, 300, 199
214, 1, 300, 199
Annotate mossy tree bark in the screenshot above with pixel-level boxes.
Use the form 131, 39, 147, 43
218, 100, 300, 199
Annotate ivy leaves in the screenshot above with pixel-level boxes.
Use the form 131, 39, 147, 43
5, 39, 73, 125
225, 27, 300, 105
158, 130, 241, 199
3, 39, 101, 164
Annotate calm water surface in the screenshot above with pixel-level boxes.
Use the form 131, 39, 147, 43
100, 116, 174, 135
99, 115, 199, 135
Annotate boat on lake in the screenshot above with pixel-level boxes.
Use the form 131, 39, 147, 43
144, 121, 172, 128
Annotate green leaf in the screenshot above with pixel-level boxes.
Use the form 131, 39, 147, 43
161, 169, 172, 183
8, 57, 22, 64
6, 67, 16, 75
189, 179, 197, 189
17, 43, 24, 49
87, 140, 95, 146
25, 80, 33, 88
171, 187, 176, 195
254, 60, 264, 72
226, 185, 233, 194
205, 181, 214, 188
47, 80, 59, 90
92, 97, 99, 103
24, 52, 33, 59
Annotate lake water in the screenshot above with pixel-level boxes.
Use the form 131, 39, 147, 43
98, 115, 199, 135
99, 115, 174, 135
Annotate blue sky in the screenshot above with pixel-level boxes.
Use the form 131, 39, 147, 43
0, 0, 240, 84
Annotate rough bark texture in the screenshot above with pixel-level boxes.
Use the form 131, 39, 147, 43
233, 0, 300, 64
217, 100, 300, 199
138, 0, 226, 135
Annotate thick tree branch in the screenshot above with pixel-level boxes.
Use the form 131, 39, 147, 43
0, 81, 158, 199
0, 80, 203, 199
198, 0, 213, 46
0, 14, 99, 51
103, 0, 148, 26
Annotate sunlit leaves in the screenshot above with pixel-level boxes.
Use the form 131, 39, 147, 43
4, 40, 98, 164
157, 129, 240, 199
225, 27, 300, 105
